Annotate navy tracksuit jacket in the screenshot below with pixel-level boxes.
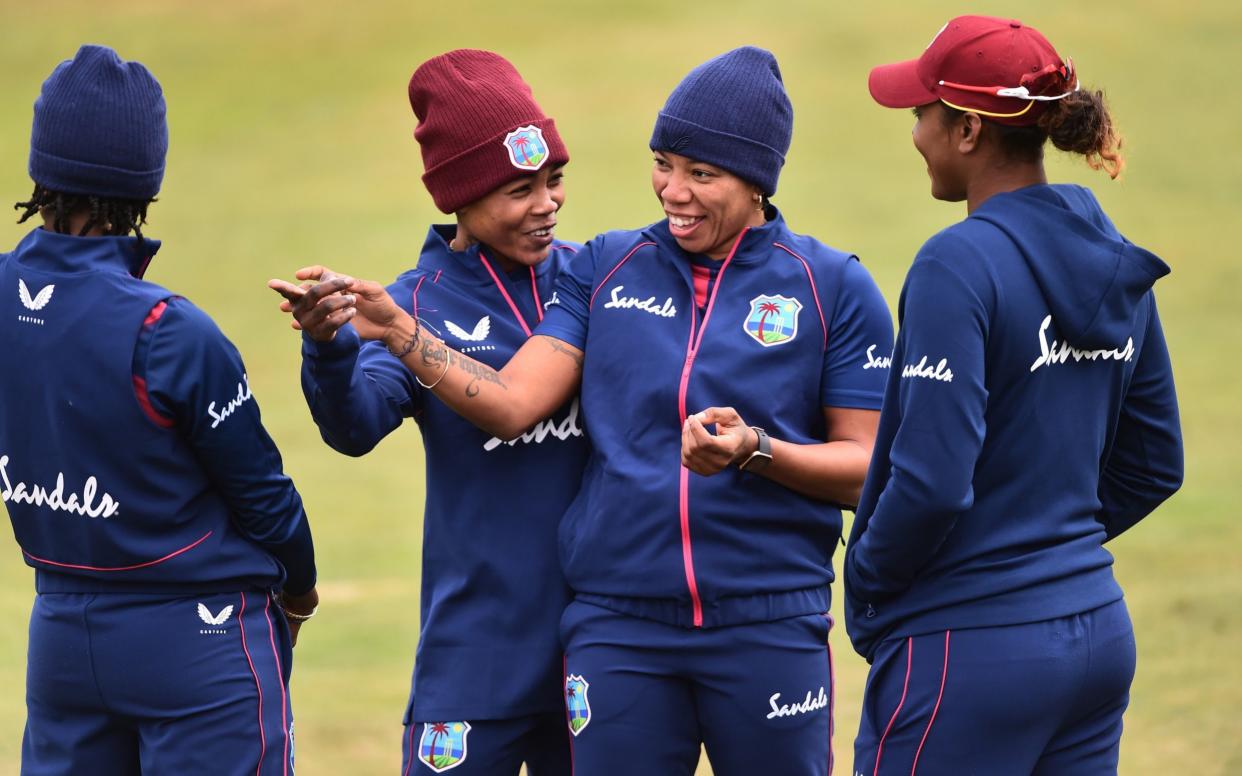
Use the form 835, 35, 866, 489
539, 209, 894, 628
845, 184, 1183, 775
1, 227, 315, 775
300, 225, 588, 726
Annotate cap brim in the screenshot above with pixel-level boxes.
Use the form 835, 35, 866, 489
868, 58, 938, 108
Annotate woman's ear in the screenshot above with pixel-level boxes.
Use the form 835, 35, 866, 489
957, 112, 983, 154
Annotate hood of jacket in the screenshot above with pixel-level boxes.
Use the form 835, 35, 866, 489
971, 184, 1169, 349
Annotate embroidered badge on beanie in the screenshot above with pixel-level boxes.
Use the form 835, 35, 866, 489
502, 125, 550, 171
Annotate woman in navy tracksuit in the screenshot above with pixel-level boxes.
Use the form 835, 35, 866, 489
272, 50, 587, 775
845, 16, 1184, 775
293, 47, 894, 775
3, 46, 318, 775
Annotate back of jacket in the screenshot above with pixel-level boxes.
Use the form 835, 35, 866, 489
1, 229, 283, 592
846, 184, 1183, 660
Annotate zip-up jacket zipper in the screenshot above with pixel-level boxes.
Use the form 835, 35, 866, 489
674, 227, 750, 627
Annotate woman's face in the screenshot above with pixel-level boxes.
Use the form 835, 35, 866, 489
457, 164, 565, 268
911, 102, 967, 202
652, 151, 762, 259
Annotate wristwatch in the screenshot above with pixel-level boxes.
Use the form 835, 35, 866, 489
738, 426, 773, 473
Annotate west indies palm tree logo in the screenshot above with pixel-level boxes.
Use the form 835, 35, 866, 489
502, 125, 549, 171
744, 294, 803, 347
565, 674, 592, 736
417, 721, 471, 772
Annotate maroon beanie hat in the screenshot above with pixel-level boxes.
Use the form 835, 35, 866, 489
409, 50, 569, 214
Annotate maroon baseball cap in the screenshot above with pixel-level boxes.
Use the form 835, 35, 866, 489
868, 15, 1076, 126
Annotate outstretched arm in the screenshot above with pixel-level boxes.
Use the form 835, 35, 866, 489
270, 267, 582, 440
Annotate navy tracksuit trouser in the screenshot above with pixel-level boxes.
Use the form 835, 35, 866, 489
561, 599, 836, 776
22, 590, 294, 776
853, 599, 1136, 776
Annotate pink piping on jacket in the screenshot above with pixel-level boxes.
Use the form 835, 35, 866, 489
588, 242, 657, 310
23, 530, 212, 572
773, 242, 828, 350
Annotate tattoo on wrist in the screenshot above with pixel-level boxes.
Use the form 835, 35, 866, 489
387, 317, 421, 358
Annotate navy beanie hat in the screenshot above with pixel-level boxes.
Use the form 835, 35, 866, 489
29, 45, 168, 200
650, 46, 792, 196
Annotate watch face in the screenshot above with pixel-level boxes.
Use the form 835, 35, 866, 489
741, 451, 773, 473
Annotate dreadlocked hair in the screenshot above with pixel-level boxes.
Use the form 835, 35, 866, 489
14, 184, 153, 239
941, 87, 1125, 179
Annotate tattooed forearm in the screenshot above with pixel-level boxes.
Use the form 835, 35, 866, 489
538, 335, 584, 373
419, 336, 447, 370
449, 350, 508, 397
413, 336, 506, 397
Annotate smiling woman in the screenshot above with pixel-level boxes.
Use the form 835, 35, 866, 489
652, 152, 765, 259
281, 45, 895, 776
270, 49, 587, 776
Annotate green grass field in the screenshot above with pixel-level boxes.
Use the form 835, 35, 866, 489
1, 1, 1239, 773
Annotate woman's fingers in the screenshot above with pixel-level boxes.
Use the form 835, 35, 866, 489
267, 278, 306, 303
682, 415, 733, 474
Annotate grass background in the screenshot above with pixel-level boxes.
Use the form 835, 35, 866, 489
1, 0, 1238, 773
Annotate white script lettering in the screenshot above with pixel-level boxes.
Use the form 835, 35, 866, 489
207, 374, 254, 429
1029, 315, 1135, 373
864, 344, 892, 370
902, 355, 954, 382
603, 286, 677, 318
0, 454, 120, 518
484, 399, 584, 451
766, 687, 829, 719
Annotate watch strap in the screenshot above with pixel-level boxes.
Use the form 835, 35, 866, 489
739, 426, 773, 472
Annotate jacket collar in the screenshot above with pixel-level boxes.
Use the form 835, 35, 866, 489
13, 227, 162, 278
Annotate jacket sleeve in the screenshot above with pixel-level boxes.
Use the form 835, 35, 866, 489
300, 324, 422, 456
139, 299, 316, 594
821, 257, 894, 410
846, 255, 989, 599
1096, 296, 1184, 540
535, 237, 599, 350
